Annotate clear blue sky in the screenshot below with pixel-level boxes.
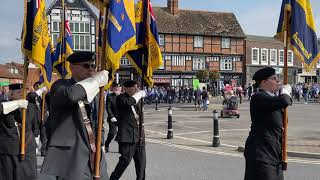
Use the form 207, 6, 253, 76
0, 0, 319, 64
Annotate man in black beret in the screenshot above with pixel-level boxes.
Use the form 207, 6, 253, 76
104, 82, 122, 152
244, 67, 292, 180
0, 83, 38, 180
110, 80, 146, 180
27, 82, 48, 156
40, 51, 109, 180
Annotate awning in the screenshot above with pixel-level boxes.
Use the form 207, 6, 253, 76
0, 82, 10, 86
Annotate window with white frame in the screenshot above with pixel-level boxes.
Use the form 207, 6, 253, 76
171, 55, 185, 66
52, 33, 59, 47
72, 34, 91, 51
194, 36, 203, 48
251, 48, 259, 64
120, 56, 131, 65
69, 22, 90, 33
52, 21, 60, 32
270, 49, 277, 65
159, 34, 164, 46
193, 57, 205, 70
220, 57, 233, 70
279, 50, 284, 65
222, 37, 230, 48
287, 50, 294, 66
261, 48, 268, 65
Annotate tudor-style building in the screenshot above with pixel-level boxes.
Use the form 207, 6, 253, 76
152, 0, 246, 87
119, 0, 246, 87
47, 0, 97, 53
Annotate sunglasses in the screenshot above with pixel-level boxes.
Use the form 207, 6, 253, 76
74, 63, 96, 69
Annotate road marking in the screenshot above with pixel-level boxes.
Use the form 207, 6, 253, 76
145, 129, 320, 165
146, 129, 238, 148
146, 138, 243, 157
174, 129, 249, 135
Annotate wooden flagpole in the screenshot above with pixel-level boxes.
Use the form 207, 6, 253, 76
94, 4, 109, 180
282, 9, 290, 171
41, 93, 46, 122
20, 56, 29, 160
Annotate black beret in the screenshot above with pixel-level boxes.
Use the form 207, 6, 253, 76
252, 67, 276, 81
67, 51, 96, 63
33, 81, 40, 87
123, 80, 137, 87
112, 82, 121, 87
9, 83, 23, 90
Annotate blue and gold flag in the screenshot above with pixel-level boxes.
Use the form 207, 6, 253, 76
127, 0, 163, 87
53, 20, 73, 78
105, 0, 136, 89
276, 0, 320, 71
21, 0, 53, 87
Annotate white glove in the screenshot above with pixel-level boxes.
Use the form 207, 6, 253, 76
76, 70, 109, 103
111, 117, 117, 122
132, 90, 146, 104
2, 99, 28, 114
35, 86, 48, 96
92, 70, 109, 87
281, 84, 292, 97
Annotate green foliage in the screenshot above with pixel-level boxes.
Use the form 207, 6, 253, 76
196, 70, 209, 83
209, 70, 219, 80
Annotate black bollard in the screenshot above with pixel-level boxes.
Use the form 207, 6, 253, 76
212, 110, 220, 147
167, 106, 173, 139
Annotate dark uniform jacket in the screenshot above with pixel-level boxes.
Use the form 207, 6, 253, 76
244, 90, 292, 165
41, 78, 107, 180
0, 101, 38, 180
115, 93, 144, 144
106, 92, 118, 123
0, 101, 38, 156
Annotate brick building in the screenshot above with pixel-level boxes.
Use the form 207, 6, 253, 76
245, 35, 303, 84
119, 0, 245, 88
151, 0, 246, 87
0, 62, 40, 92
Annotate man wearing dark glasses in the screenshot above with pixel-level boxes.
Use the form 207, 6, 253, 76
40, 51, 109, 180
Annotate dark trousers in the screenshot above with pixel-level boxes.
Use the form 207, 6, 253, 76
105, 121, 117, 149
110, 142, 146, 180
40, 122, 47, 155
244, 160, 283, 180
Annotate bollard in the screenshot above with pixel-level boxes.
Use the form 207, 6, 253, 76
212, 110, 220, 147
155, 98, 158, 110
167, 106, 173, 139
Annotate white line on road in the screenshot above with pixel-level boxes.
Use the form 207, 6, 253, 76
146, 138, 242, 157
146, 129, 320, 165
146, 129, 238, 148
174, 129, 249, 136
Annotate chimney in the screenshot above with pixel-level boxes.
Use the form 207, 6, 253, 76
167, 0, 179, 16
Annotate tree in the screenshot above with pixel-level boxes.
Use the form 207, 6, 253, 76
196, 69, 209, 83
209, 70, 219, 81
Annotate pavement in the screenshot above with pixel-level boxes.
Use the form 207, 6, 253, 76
143, 97, 320, 160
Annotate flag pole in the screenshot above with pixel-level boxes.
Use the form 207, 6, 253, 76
282, 9, 290, 171
94, 4, 109, 180
139, 55, 145, 146
41, 93, 46, 122
61, 0, 66, 78
20, 56, 29, 160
